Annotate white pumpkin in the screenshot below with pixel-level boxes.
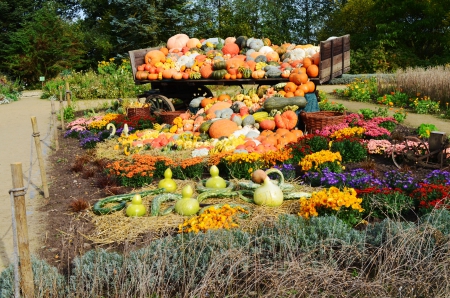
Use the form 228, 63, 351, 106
167, 34, 189, 50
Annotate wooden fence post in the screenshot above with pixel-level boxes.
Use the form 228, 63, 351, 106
30, 117, 49, 198
65, 81, 71, 107
51, 100, 59, 151
59, 88, 65, 130
10, 163, 35, 298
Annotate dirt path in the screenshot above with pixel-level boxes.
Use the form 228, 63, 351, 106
0, 92, 110, 272
316, 85, 450, 135
1, 87, 449, 272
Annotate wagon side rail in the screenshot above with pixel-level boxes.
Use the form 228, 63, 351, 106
318, 35, 351, 84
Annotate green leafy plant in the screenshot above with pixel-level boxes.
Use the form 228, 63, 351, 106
334, 77, 378, 102
306, 135, 329, 153
418, 123, 438, 138
412, 96, 440, 114
318, 98, 347, 113
330, 138, 368, 163
393, 108, 407, 123
376, 91, 410, 107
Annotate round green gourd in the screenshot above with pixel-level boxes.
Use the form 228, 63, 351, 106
158, 168, 177, 193
242, 114, 255, 126
126, 195, 147, 217
205, 165, 227, 189
174, 185, 200, 216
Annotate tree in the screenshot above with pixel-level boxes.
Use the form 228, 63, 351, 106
2, 2, 85, 83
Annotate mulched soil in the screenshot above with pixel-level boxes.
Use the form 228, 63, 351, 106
37, 115, 438, 274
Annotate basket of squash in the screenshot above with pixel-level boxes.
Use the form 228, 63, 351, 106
126, 100, 151, 118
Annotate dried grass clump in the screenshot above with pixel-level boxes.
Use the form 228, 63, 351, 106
3, 211, 450, 297
70, 154, 92, 172
69, 198, 90, 212
377, 65, 450, 106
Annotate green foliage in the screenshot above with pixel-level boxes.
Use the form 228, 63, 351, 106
361, 191, 414, 219
412, 97, 441, 114
69, 249, 124, 296
42, 59, 145, 100
334, 77, 378, 102
63, 106, 75, 122
418, 123, 438, 138
306, 136, 329, 153
421, 209, 450, 236
364, 218, 416, 247
0, 75, 22, 102
378, 120, 397, 132
0, 257, 67, 297
330, 138, 368, 163
376, 91, 410, 108
318, 98, 347, 113
358, 107, 388, 120
1, 2, 85, 84
393, 109, 407, 123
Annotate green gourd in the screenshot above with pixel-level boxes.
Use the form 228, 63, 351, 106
205, 165, 227, 189
174, 185, 200, 216
126, 194, 147, 217
158, 168, 177, 193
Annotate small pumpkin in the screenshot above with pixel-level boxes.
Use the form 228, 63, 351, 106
306, 64, 319, 78
144, 50, 166, 66
222, 43, 240, 56
259, 119, 276, 131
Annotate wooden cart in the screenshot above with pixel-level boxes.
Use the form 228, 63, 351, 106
128, 35, 350, 113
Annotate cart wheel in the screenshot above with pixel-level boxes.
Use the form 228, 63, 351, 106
145, 95, 175, 114
392, 136, 430, 169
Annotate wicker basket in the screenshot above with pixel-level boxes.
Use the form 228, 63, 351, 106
159, 111, 186, 124
127, 106, 151, 118
300, 111, 346, 134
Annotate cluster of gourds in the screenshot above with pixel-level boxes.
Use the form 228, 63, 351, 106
135, 33, 321, 83
92, 166, 311, 219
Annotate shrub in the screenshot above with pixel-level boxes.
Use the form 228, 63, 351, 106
330, 137, 368, 163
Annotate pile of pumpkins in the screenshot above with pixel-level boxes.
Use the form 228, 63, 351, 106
135, 33, 321, 83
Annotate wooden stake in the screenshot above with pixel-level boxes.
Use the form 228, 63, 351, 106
65, 81, 71, 107
10, 163, 34, 298
30, 117, 49, 198
51, 100, 59, 151
59, 89, 65, 130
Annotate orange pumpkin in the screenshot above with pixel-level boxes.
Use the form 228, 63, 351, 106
208, 119, 239, 139
147, 73, 158, 80
290, 73, 308, 85
206, 101, 232, 114
222, 43, 240, 56
312, 52, 320, 65
144, 50, 166, 66
266, 51, 280, 62
201, 98, 214, 108
302, 57, 312, 69
298, 84, 310, 94
252, 70, 265, 79
162, 69, 176, 79
200, 65, 213, 79
306, 81, 316, 93
259, 119, 276, 130
284, 82, 297, 93
135, 70, 149, 80
294, 89, 305, 96
306, 64, 319, 78
281, 110, 298, 130
217, 94, 231, 101
284, 92, 295, 98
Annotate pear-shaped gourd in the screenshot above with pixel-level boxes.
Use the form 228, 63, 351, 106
253, 176, 284, 207
174, 185, 200, 216
126, 194, 147, 217
158, 168, 177, 193
205, 165, 227, 189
